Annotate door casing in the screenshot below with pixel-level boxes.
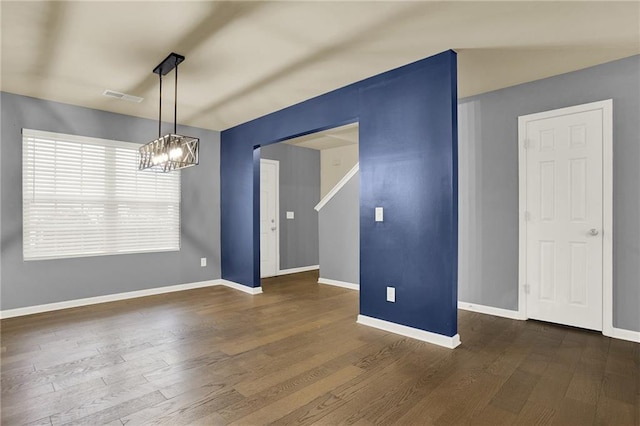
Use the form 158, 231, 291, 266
518, 99, 613, 337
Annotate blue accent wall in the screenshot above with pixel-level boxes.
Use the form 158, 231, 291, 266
221, 50, 458, 337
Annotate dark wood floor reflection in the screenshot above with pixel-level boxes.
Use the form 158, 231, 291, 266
1, 271, 638, 425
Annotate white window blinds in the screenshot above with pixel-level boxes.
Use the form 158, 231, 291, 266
22, 129, 180, 261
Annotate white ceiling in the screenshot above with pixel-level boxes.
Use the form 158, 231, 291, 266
284, 123, 358, 151
1, 1, 639, 132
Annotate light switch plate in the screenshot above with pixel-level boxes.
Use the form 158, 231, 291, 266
375, 207, 384, 222
386, 286, 395, 302
200, 257, 207, 267
286, 211, 295, 219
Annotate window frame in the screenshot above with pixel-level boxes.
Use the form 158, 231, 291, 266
22, 129, 181, 261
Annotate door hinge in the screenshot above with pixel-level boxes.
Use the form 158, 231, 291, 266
523, 139, 533, 149
524, 211, 531, 221
524, 283, 531, 295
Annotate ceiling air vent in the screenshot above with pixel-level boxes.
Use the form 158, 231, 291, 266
102, 89, 143, 103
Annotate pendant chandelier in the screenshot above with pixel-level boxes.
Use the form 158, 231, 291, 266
139, 52, 199, 172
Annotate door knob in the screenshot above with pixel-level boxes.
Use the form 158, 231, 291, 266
271, 227, 277, 231
589, 228, 599, 236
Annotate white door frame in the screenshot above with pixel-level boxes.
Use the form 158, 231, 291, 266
518, 99, 613, 337
260, 158, 280, 278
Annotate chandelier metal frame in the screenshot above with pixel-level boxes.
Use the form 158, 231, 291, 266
139, 52, 199, 172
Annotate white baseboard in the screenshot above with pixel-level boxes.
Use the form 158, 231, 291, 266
0, 279, 221, 319
457, 301, 525, 320
459, 302, 638, 343
356, 314, 461, 349
278, 265, 319, 276
318, 277, 359, 290
219, 280, 263, 295
606, 327, 640, 343
0, 278, 264, 319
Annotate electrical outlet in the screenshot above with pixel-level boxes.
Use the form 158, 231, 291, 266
375, 207, 384, 222
386, 286, 395, 303
200, 257, 207, 267
286, 211, 295, 219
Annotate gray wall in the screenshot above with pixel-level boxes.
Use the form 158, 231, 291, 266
457, 55, 640, 332
319, 172, 359, 285
261, 143, 319, 270
1, 92, 221, 310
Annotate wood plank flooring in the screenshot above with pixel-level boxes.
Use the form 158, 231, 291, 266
1, 271, 638, 425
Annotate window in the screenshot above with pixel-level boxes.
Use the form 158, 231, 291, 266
22, 129, 180, 260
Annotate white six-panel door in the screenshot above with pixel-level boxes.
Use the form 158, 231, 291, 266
260, 159, 279, 278
520, 101, 611, 331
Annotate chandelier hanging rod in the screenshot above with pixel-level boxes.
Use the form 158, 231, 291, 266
153, 52, 184, 137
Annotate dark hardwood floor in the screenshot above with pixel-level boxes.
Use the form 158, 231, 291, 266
1, 271, 638, 425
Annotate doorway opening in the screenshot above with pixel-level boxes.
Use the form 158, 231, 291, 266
259, 158, 279, 278
259, 123, 360, 290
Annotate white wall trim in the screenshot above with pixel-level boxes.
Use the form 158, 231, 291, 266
518, 99, 614, 337
219, 280, 263, 295
318, 277, 359, 290
458, 300, 640, 343
278, 265, 319, 275
517, 110, 528, 318
0, 279, 222, 319
357, 315, 461, 349
458, 301, 526, 320
607, 327, 640, 343
0, 278, 266, 319
314, 163, 359, 211
601, 100, 614, 339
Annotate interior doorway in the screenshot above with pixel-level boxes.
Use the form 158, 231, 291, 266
260, 159, 279, 278
258, 123, 359, 287
518, 99, 613, 332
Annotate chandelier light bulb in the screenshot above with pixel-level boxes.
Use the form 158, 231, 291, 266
169, 147, 183, 160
